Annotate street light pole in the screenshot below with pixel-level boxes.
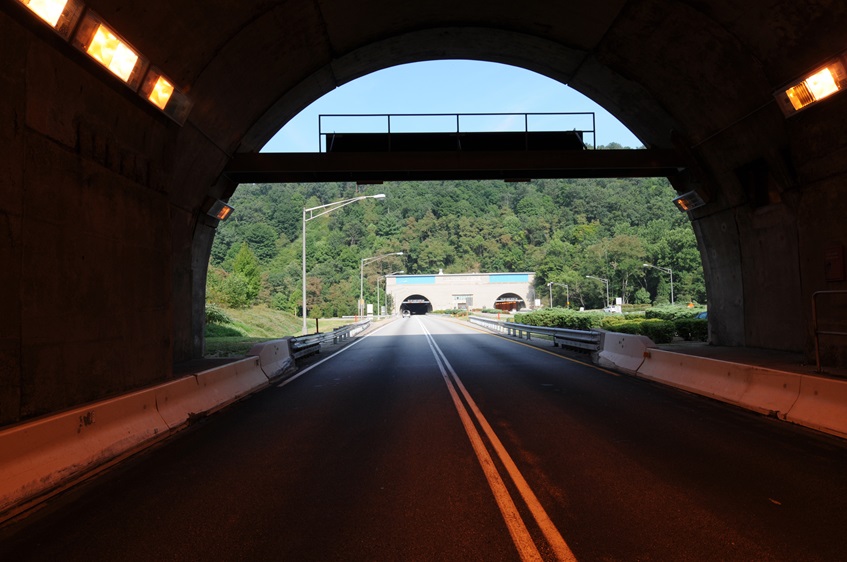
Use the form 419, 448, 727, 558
378, 270, 404, 317
302, 194, 386, 335
547, 282, 570, 309
586, 275, 609, 309
360, 252, 404, 317
643, 263, 674, 304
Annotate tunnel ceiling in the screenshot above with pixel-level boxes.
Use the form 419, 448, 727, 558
76, 0, 847, 162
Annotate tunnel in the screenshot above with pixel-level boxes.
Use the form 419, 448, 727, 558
2, 1, 847, 425
400, 295, 433, 316
494, 293, 527, 313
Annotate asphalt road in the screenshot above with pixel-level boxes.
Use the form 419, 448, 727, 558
3, 316, 847, 561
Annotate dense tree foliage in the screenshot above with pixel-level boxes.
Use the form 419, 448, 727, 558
207, 177, 706, 316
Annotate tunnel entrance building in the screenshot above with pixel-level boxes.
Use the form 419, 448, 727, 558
387, 273, 536, 315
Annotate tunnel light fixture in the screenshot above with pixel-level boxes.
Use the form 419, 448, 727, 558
775, 60, 847, 115
16, 0, 83, 38
205, 199, 234, 221
138, 68, 193, 124
73, 11, 148, 89
672, 190, 706, 212
17, 2, 193, 125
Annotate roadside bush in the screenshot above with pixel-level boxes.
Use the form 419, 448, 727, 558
638, 319, 676, 344
601, 319, 642, 335
674, 318, 709, 341
645, 306, 703, 321
514, 308, 605, 330
205, 303, 232, 324
601, 316, 674, 342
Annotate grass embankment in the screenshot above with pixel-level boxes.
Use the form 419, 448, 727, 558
205, 304, 351, 357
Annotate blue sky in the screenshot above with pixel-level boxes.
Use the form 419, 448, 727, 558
262, 60, 642, 152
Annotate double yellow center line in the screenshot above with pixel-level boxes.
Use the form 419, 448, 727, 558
419, 319, 577, 562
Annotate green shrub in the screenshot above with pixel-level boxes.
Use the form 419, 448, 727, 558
205, 303, 232, 324
514, 308, 604, 331
639, 319, 676, 344
645, 306, 703, 321
601, 316, 674, 342
603, 319, 642, 335
674, 318, 709, 341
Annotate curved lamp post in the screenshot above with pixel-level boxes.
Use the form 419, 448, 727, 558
643, 263, 674, 304
378, 270, 404, 318
302, 194, 385, 335
585, 275, 609, 309
546, 281, 570, 308
360, 252, 404, 317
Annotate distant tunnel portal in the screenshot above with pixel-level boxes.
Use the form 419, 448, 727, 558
401, 295, 432, 315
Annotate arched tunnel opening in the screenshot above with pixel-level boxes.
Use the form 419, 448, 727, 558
494, 293, 526, 313
400, 295, 433, 315
5, 1, 847, 431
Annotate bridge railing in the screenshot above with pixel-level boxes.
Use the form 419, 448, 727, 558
318, 112, 596, 152
469, 315, 602, 352
289, 319, 371, 359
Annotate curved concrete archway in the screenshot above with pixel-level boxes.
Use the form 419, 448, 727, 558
494, 293, 527, 313
3, 0, 847, 423
400, 295, 433, 316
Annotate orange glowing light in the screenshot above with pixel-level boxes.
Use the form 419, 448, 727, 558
785, 65, 843, 111
215, 205, 234, 220
86, 24, 139, 83
147, 76, 174, 110
21, 0, 68, 27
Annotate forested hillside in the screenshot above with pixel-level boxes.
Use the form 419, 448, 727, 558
207, 176, 705, 317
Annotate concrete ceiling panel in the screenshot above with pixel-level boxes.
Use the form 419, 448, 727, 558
594, 0, 774, 143
315, 0, 629, 55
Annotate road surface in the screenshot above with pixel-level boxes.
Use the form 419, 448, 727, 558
2, 315, 847, 560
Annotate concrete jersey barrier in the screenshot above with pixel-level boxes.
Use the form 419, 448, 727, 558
597, 331, 655, 375
1, 355, 273, 520
0, 387, 167, 516
248, 338, 295, 381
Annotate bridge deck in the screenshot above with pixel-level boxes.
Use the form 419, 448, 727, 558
225, 149, 684, 183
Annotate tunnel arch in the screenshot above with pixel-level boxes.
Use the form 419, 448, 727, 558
494, 293, 527, 313
200, 9, 804, 360
400, 295, 433, 316
6, 1, 847, 425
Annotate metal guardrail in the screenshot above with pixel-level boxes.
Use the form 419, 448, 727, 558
289, 320, 372, 360
812, 290, 847, 373
469, 315, 601, 352
318, 112, 597, 152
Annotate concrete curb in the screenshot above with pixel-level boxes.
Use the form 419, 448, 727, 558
597, 331, 847, 439
0, 387, 167, 517
0, 354, 276, 520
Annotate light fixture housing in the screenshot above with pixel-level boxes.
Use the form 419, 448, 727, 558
672, 190, 706, 212
138, 68, 193, 124
16, 0, 84, 38
205, 199, 234, 221
775, 60, 847, 116
73, 10, 148, 89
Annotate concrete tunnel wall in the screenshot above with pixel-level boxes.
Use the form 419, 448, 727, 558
1, 0, 847, 426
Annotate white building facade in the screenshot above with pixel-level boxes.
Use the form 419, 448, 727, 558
384, 272, 536, 314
